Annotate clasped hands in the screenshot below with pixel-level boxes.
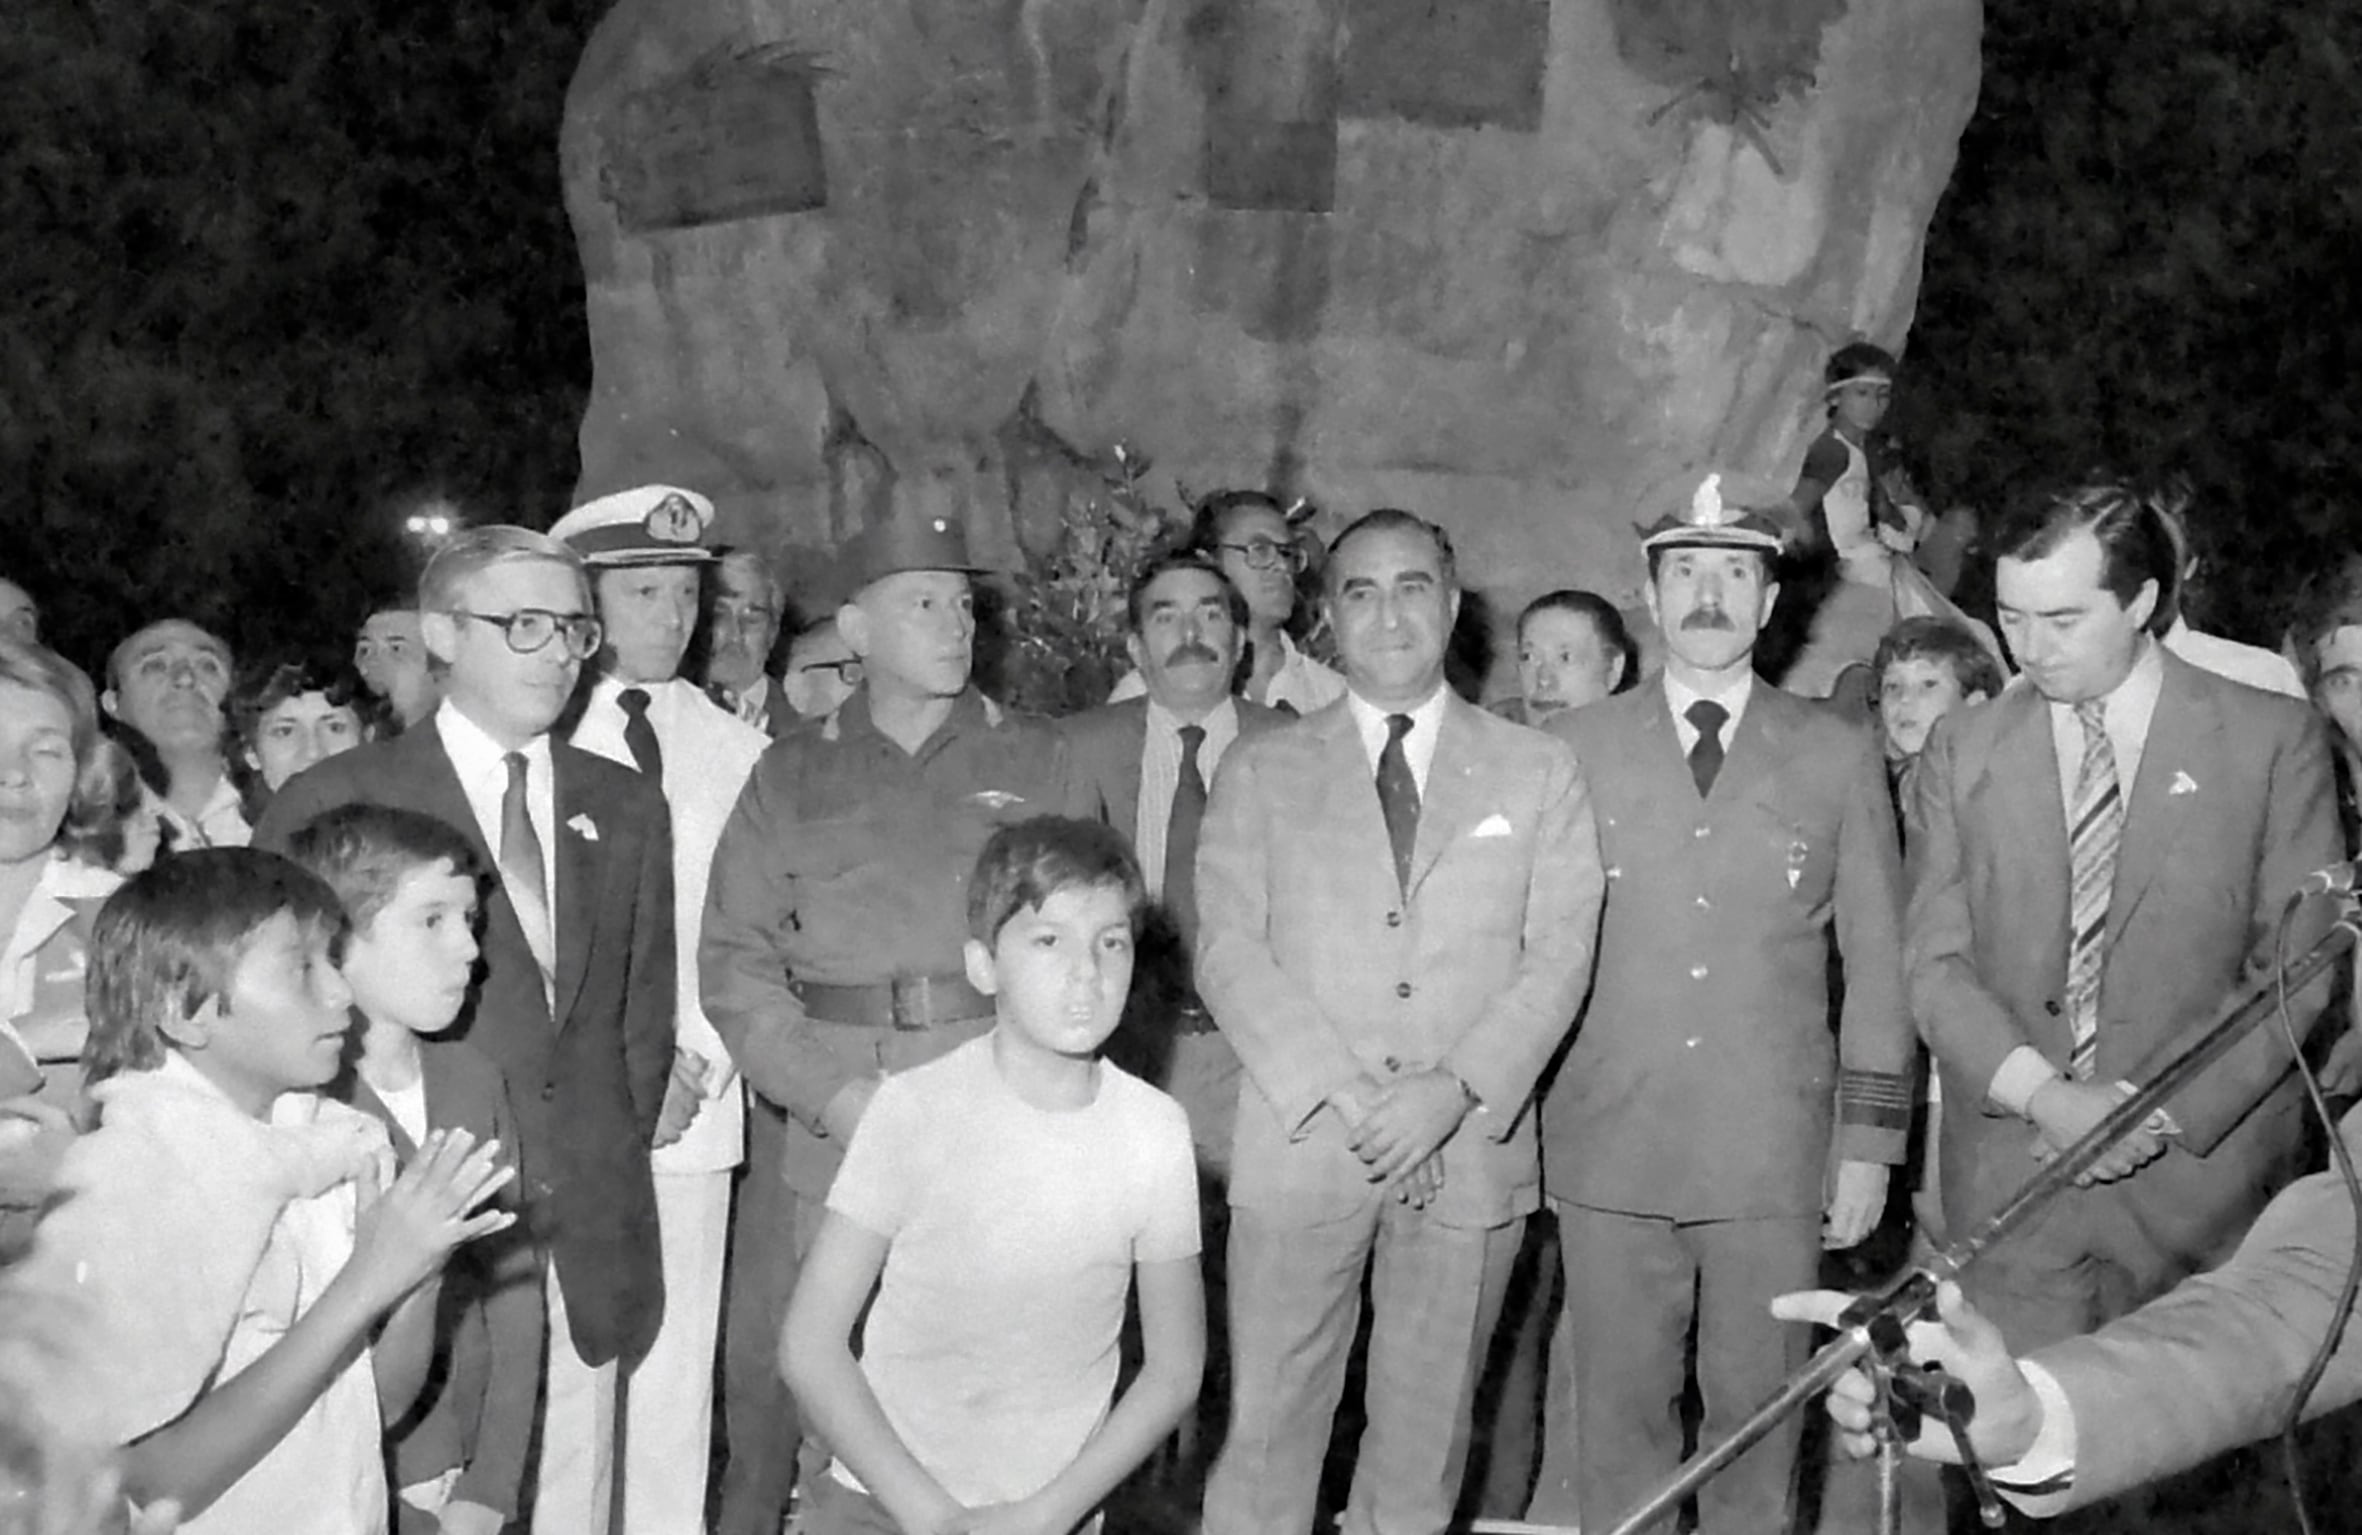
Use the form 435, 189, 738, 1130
2025, 1078, 2169, 1185
1328, 1070, 1472, 1209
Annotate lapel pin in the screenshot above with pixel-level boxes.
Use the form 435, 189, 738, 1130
568, 813, 601, 841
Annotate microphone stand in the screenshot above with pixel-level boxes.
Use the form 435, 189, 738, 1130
1594, 897, 2361, 1535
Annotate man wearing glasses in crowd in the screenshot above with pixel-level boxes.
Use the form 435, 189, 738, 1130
706, 549, 794, 738
259, 525, 678, 1535
1110, 491, 1347, 715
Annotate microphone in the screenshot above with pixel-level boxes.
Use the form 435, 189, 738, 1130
2299, 860, 2362, 897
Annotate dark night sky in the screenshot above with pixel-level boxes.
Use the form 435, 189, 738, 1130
4, 0, 2358, 677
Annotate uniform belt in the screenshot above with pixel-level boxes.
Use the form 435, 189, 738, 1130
792, 974, 994, 1031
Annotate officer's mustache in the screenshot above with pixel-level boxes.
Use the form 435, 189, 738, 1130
1682, 607, 1736, 631
1163, 642, 1223, 666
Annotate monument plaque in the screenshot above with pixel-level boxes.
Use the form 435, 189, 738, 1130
599, 42, 829, 232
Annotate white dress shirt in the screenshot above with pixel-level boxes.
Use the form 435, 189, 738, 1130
2163, 617, 2306, 700
1134, 697, 1244, 894
1344, 682, 1450, 795
434, 702, 556, 903
1662, 669, 1757, 753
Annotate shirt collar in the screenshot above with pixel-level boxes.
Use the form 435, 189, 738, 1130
2050, 635, 2165, 728
1345, 680, 1451, 761
1662, 668, 1756, 730
590, 673, 680, 720
832, 685, 993, 750
434, 698, 553, 785
1145, 694, 1240, 740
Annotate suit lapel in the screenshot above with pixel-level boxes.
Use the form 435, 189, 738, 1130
1971, 684, 2073, 968
1111, 701, 1146, 841
550, 747, 599, 1028
1718, 684, 1787, 810
402, 727, 502, 875
1313, 704, 1396, 886
1408, 697, 1485, 894
2108, 655, 2215, 938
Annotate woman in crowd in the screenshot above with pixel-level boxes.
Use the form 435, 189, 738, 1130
222, 656, 385, 826
0, 639, 130, 1250
1493, 588, 1637, 726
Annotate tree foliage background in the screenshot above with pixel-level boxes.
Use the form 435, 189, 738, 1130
3, 0, 2359, 680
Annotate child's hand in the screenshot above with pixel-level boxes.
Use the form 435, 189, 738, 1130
348, 1129, 517, 1309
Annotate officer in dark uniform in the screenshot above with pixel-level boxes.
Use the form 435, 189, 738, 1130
703, 512, 1068, 1534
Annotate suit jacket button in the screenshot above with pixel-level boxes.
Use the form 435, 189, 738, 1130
2044, 1000, 2062, 1017
541, 1084, 558, 1103
1689, 964, 1709, 980
1386, 910, 1403, 928
1395, 981, 1413, 999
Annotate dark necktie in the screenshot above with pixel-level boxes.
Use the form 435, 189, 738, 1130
619, 687, 664, 781
500, 751, 555, 986
1165, 725, 1208, 948
1376, 713, 1419, 892
1686, 698, 1729, 797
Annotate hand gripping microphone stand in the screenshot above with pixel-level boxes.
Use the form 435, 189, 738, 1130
1586, 888, 2362, 1535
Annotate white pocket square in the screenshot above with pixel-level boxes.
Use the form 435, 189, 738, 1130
1471, 813, 1514, 839
567, 813, 600, 841
2168, 771, 2199, 797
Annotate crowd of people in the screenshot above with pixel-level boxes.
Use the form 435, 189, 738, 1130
3, 344, 2362, 1535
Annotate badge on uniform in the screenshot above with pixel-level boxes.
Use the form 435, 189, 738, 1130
645, 493, 705, 545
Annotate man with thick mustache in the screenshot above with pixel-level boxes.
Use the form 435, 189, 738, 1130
1529, 475, 1913, 1534
1061, 550, 1288, 1165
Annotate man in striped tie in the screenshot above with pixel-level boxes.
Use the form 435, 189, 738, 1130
1906, 481, 2344, 1363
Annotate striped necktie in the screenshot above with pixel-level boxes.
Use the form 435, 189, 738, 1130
2065, 699, 2122, 1078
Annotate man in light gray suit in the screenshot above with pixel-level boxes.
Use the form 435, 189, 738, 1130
1195, 507, 1605, 1535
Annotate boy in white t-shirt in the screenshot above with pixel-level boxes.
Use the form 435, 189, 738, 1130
16, 849, 515, 1534
783, 816, 1205, 1535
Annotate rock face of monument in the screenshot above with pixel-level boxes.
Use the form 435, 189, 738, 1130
561, 0, 1980, 619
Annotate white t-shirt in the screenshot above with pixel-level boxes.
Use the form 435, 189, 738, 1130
826, 1036, 1200, 1505
189, 1176, 386, 1535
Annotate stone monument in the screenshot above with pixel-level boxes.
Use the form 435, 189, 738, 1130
561, 0, 1980, 629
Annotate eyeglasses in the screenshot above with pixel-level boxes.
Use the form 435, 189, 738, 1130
793, 659, 863, 684
450, 609, 604, 658
1217, 538, 1307, 573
